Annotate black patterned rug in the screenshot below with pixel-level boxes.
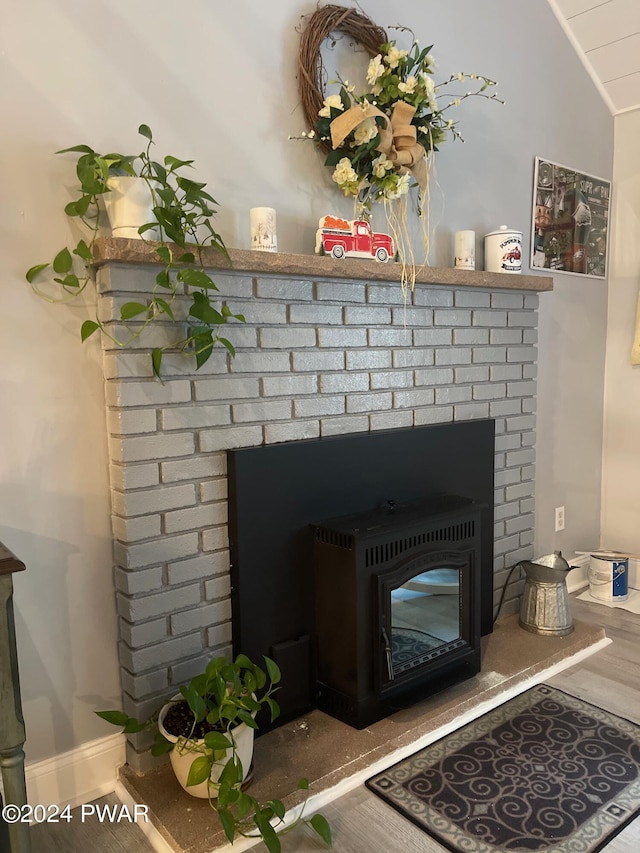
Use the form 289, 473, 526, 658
366, 684, 640, 852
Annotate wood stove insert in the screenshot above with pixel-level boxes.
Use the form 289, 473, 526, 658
314, 495, 483, 728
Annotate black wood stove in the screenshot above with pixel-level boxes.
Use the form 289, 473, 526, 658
313, 495, 483, 728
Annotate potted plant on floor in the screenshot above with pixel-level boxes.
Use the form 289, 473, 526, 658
26, 124, 244, 377
97, 653, 331, 853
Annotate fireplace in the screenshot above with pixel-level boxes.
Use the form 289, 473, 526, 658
227, 419, 494, 730
95, 244, 543, 768
314, 494, 483, 727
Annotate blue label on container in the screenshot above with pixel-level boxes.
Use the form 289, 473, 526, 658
612, 560, 628, 598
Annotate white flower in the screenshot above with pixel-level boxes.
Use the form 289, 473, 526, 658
385, 46, 408, 69
372, 154, 395, 179
424, 53, 435, 67
332, 157, 358, 186
420, 73, 435, 96
353, 117, 378, 145
385, 172, 411, 200
398, 76, 417, 95
366, 54, 384, 85
457, 72, 464, 81
318, 94, 344, 118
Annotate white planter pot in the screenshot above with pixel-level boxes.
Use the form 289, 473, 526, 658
103, 176, 157, 239
158, 698, 255, 799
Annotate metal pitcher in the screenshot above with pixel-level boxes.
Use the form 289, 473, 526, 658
516, 551, 574, 636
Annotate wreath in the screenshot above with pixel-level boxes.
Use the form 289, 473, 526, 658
295, 4, 502, 283
298, 5, 388, 153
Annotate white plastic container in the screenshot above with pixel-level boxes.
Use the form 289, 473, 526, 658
484, 225, 523, 274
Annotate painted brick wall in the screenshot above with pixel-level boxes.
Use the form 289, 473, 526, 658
97, 263, 538, 770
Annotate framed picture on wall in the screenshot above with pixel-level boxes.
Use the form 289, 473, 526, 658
531, 157, 610, 278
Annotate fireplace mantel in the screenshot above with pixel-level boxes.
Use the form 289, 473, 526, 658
93, 237, 553, 292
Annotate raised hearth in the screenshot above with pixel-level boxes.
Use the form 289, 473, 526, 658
116, 609, 607, 853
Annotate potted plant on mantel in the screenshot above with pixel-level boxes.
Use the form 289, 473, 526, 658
26, 124, 244, 377
97, 653, 332, 853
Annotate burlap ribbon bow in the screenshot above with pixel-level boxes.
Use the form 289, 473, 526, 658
329, 100, 429, 190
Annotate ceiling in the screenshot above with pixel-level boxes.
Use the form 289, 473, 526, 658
549, 0, 640, 114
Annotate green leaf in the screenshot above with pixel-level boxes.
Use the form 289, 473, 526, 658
56, 273, 80, 289
218, 756, 242, 789
154, 297, 174, 320
217, 808, 236, 844
53, 247, 73, 274
95, 710, 130, 727
268, 799, 286, 820
182, 684, 207, 721
138, 222, 158, 235
255, 812, 280, 853
265, 696, 280, 723
165, 155, 194, 171
56, 144, 95, 155
120, 301, 150, 320
155, 269, 172, 289
189, 302, 224, 326
186, 755, 212, 787
138, 124, 153, 141
297, 778, 310, 790
123, 718, 147, 734
193, 332, 214, 370
310, 813, 332, 846
236, 709, 258, 729
217, 337, 236, 357
236, 792, 254, 819
177, 252, 195, 264
203, 731, 233, 751
264, 656, 281, 685
156, 245, 172, 265
73, 240, 93, 261
151, 348, 163, 378
150, 733, 174, 756
26, 263, 49, 283
81, 320, 100, 341
324, 148, 344, 167
179, 268, 217, 290
235, 653, 253, 670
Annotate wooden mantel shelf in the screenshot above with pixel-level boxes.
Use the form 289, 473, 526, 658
93, 237, 553, 292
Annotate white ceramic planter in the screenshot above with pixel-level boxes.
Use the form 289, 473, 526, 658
103, 176, 157, 239
158, 698, 255, 799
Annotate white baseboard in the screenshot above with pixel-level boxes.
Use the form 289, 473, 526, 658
3, 733, 126, 810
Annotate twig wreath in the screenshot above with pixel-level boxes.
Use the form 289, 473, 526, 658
298, 5, 388, 154
294, 3, 503, 285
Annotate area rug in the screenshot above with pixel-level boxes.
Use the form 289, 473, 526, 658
366, 684, 640, 852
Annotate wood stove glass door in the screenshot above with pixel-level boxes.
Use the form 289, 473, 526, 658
376, 552, 470, 693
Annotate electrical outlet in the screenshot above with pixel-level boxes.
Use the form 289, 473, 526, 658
555, 506, 565, 532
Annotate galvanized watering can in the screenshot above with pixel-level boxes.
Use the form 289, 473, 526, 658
516, 551, 574, 636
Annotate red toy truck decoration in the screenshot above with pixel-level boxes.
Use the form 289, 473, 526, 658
315, 215, 395, 262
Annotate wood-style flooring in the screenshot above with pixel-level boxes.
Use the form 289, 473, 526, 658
29, 594, 640, 852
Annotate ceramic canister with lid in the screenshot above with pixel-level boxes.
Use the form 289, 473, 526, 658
484, 225, 523, 274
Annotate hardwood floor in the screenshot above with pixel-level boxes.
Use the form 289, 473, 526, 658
27, 593, 640, 852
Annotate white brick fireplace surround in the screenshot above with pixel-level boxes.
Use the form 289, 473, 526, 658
93, 239, 552, 770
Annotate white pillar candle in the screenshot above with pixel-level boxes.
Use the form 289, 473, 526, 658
454, 230, 475, 270
250, 207, 277, 252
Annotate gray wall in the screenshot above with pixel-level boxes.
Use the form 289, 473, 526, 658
0, 0, 612, 765
601, 109, 640, 553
